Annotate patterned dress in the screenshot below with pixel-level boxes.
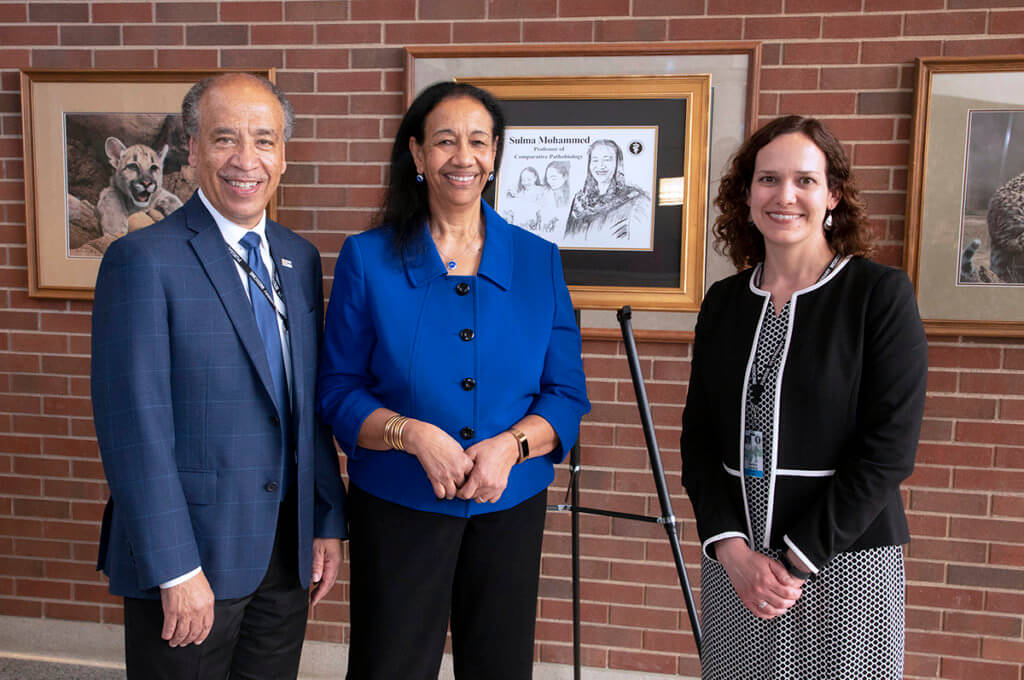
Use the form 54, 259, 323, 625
698, 300, 906, 679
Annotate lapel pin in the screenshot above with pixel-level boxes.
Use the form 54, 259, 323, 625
281, 258, 293, 269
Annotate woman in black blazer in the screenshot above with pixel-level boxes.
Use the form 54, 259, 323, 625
680, 115, 927, 678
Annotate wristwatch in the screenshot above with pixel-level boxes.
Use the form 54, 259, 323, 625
508, 427, 530, 463
780, 551, 812, 580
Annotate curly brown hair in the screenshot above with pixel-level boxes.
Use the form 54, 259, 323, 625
713, 115, 872, 270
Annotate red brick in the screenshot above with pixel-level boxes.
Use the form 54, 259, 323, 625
155, 1, 218, 22
991, 10, 1024, 34
853, 142, 910, 167
0, 26, 58, 45
946, 611, 1022, 637
783, 41, 859, 65
420, 0, 484, 19
287, 49, 351, 70
608, 648, 677, 675
992, 494, 1024, 518
866, 0, 941, 7
787, 0, 860, 8
0, 4, 26, 21
288, 1, 351, 19
220, 1, 283, 22
384, 22, 451, 44
93, 2, 152, 22
157, 49, 218, 68
929, 345, 1001, 369
708, 0, 781, 14
779, 92, 856, 116
0, 598, 43, 618
906, 537, 986, 563
824, 14, 902, 39
124, 24, 183, 45
862, 39, 943, 64
910, 489, 988, 515
745, 16, 820, 40
560, 0, 629, 16
251, 24, 315, 45
944, 37, 1024, 57
906, 630, 980, 658
634, 0, 702, 14
954, 467, 1024, 493
316, 23, 384, 43
596, 19, 667, 42
951, 517, 1024, 544
950, 0, 1022, 7
221, 49, 284, 69
43, 602, 101, 623
453, 20, 521, 42
956, 421, 1024, 447
94, 49, 155, 68
350, 0, 415, 19
29, 2, 88, 21
821, 66, 900, 90
517, 19, 590, 41
990, 543, 1024, 568
905, 11, 987, 36
187, 24, 247, 45
981, 638, 1024, 663
940, 657, 1020, 680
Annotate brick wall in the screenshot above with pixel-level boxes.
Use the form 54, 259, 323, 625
1, 2, 1023, 678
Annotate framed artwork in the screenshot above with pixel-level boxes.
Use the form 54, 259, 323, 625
463, 75, 712, 312
20, 68, 276, 299
406, 42, 759, 320
905, 56, 1024, 337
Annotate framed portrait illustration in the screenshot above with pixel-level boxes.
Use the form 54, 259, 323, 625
905, 56, 1024, 336
462, 75, 711, 312
20, 68, 276, 299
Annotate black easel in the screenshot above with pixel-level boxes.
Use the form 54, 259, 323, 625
549, 306, 701, 679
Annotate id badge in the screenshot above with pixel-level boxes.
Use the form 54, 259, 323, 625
744, 430, 764, 478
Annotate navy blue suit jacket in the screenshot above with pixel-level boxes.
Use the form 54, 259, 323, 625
91, 193, 347, 600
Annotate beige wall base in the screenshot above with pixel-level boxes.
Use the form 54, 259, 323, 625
0, 615, 690, 679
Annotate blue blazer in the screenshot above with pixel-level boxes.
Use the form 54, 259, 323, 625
91, 193, 347, 600
317, 201, 590, 517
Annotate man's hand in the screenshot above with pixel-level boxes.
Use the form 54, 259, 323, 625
310, 538, 343, 607
160, 570, 215, 647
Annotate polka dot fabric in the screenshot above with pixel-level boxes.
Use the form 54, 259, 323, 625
698, 301, 905, 679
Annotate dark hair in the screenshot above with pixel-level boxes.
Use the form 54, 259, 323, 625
517, 166, 540, 192
378, 81, 506, 255
713, 115, 872, 270
182, 73, 295, 142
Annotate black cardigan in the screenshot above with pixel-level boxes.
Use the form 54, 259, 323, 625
680, 256, 928, 572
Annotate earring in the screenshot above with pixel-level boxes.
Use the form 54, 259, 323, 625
824, 210, 833, 231
487, 172, 495, 182
416, 172, 424, 183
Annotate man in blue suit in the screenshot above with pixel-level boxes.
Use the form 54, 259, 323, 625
91, 73, 347, 679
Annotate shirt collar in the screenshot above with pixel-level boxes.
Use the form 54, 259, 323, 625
403, 200, 512, 291
197, 187, 268, 252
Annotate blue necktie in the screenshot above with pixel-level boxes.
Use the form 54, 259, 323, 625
239, 231, 291, 430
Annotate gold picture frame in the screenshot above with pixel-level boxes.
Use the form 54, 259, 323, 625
20, 68, 276, 299
905, 56, 1024, 337
458, 74, 711, 312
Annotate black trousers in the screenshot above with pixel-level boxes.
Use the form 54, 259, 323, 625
124, 495, 308, 680
346, 483, 548, 680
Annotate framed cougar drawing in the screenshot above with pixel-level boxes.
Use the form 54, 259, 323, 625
20, 68, 275, 299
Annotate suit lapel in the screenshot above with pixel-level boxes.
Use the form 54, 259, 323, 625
266, 220, 306, 418
184, 194, 278, 407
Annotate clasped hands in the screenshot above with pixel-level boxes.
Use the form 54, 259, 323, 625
716, 537, 807, 620
405, 420, 517, 503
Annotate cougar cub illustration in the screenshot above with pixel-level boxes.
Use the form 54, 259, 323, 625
96, 137, 183, 236
987, 172, 1024, 283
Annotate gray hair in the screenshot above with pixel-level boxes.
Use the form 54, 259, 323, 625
181, 73, 295, 142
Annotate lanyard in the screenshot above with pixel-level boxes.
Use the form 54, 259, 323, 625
228, 245, 289, 332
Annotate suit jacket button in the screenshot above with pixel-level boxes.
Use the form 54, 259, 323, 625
460, 427, 474, 440
264, 481, 279, 492
461, 377, 476, 391
459, 328, 474, 341
455, 282, 470, 296
270, 414, 280, 427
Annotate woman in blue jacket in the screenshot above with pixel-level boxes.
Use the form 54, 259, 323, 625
317, 81, 589, 680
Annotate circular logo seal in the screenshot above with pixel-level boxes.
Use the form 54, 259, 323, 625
628, 140, 643, 155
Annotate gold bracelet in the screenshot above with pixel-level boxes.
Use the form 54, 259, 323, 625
394, 416, 409, 451
383, 414, 408, 451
